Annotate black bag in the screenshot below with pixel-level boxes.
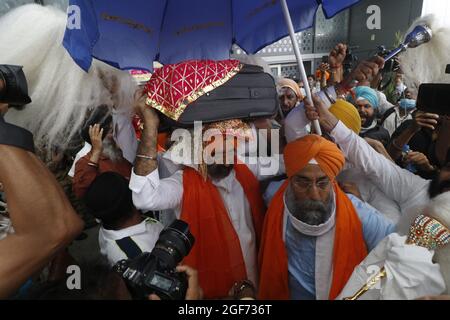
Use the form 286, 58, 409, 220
159, 64, 279, 129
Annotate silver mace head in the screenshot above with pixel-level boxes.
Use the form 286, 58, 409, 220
404, 24, 433, 48
383, 24, 433, 62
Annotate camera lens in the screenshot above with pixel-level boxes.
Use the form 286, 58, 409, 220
152, 220, 195, 269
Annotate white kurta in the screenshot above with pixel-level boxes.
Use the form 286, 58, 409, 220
330, 121, 431, 220
129, 158, 284, 286
382, 107, 413, 137
337, 168, 402, 224
337, 233, 446, 300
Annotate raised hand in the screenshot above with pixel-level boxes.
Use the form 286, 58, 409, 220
89, 124, 104, 154
134, 88, 159, 127
411, 111, 439, 132
329, 43, 347, 69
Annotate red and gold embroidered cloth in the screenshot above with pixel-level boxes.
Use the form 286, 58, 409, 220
144, 60, 242, 120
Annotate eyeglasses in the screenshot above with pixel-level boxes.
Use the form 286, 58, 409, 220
291, 177, 331, 191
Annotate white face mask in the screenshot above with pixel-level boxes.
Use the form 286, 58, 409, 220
396, 83, 406, 93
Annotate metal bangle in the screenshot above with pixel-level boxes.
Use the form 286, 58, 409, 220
87, 162, 99, 168
323, 87, 336, 105
136, 154, 157, 161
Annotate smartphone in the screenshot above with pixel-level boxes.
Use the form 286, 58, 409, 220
417, 84, 450, 116
321, 56, 329, 64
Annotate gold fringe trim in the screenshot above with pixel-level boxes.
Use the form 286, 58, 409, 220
146, 63, 243, 121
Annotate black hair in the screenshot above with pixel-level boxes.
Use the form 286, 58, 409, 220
428, 166, 450, 199
80, 105, 112, 144
84, 172, 133, 228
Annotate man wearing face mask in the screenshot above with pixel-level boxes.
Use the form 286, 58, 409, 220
381, 89, 417, 137
348, 86, 390, 145
393, 74, 408, 101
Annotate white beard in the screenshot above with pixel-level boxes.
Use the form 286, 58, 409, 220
0, 4, 136, 149
399, 14, 450, 95
102, 139, 123, 163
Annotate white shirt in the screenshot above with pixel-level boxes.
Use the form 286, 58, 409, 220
337, 233, 446, 300
338, 169, 402, 224
330, 121, 431, 217
68, 142, 92, 178
382, 107, 413, 137
377, 91, 394, 116
284, 87, 337, 143
99, 217, 164, 266
129, 159, 285, 286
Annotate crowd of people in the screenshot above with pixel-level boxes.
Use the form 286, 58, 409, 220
1, 5, 450, 302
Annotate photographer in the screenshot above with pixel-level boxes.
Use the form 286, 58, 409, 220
84, 172, 164, 266
387, 110, 441, 179
148, 265, 203, 300
24, 261, 203, 300
0, 65, 34, 153
0, 64, 84, 298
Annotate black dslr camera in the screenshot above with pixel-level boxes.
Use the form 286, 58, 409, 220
114, 220, 195, 300
0, 65, 32, 109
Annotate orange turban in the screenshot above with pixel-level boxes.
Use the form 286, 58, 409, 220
283, 135, 345, 179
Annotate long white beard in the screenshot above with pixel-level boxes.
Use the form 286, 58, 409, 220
0, 4, 136, 149
399, 14, 450, 94
102, 139, 123, 163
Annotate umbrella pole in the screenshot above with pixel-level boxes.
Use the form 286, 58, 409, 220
280, 0, 322, 135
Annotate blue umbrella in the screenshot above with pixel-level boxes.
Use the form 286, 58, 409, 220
63, 0, 361, 133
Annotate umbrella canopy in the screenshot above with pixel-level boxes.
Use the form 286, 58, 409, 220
63, 0, 361, 72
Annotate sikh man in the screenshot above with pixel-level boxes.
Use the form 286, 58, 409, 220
277, 78, 303, 118
274, 98, 402, 224
258, 135, 395, 300
348, 86, 390, 145
73, 116, 132, 199
304, 89, 450, 224
129, 61, 284, 299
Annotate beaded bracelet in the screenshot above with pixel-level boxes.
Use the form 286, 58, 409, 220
406, 214, 450, 250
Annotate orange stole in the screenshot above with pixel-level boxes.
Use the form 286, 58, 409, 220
258, 180, 368, 300
157, 132, 169, 152
181, 164, 265, 299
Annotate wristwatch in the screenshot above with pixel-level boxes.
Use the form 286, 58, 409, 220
232, 280, 256, 300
